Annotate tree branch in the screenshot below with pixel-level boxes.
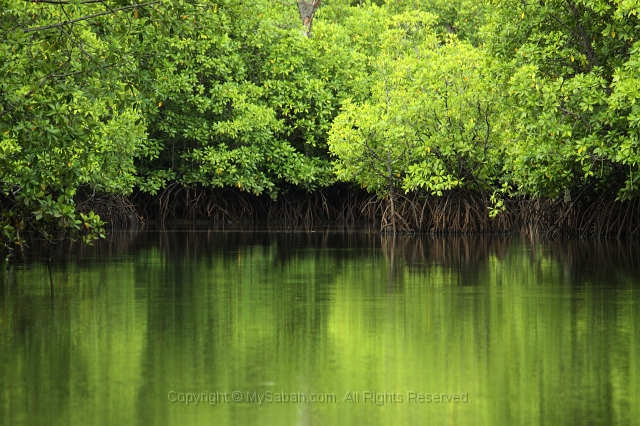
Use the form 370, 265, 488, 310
25, 0, 105, 4
565, 0, 600, 70
24, 1, 160, 33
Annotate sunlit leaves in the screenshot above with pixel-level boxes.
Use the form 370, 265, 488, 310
329, 21, 507, 198
487, 0, 640, 200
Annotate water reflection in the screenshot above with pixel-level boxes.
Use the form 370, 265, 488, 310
1, 230, 639, 426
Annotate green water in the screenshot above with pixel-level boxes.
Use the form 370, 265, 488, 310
1, 230, 639, 426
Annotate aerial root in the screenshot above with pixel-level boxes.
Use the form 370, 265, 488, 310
101, 187, 640, 238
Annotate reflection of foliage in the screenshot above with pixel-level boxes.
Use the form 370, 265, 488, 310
1, 233, 639, 425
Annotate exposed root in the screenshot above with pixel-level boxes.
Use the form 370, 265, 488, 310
108, 186, 640, 238
130, 185, 375, 225
374, 190, 640, 238
75, 190, 141, 229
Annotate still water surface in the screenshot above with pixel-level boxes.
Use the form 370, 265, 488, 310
1, 230, 639, 426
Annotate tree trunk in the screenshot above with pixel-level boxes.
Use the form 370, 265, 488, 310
297, 0, 322, 37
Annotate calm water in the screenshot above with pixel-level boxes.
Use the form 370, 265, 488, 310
1, 229, 639, 426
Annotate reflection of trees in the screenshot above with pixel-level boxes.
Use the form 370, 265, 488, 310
15, 230, 640, 290
38, 225, 381, 264
382, 235, 510, 268
2, 231, 640, 426
379, 234, 640, 287
551, 239, 640, 283
381, 235, 512, 288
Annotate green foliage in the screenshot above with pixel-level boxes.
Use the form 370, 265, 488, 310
485, 0, 640, 200
385, 0, 487, 44
5, 0, 640, 245
136, 0, 354, 199
328, 10, 507, 198
0, 0, 153, 251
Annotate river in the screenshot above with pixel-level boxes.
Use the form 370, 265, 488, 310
1, 229, 638, 425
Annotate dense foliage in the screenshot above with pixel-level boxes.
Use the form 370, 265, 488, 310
487, 0, 640, 202
3, 0, 640, 251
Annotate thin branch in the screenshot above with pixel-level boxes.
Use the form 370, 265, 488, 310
24, 1, 160, 33
565, 0, 600, 70
25, 0, 105, 4
558, 105, 592, 129
58, 26, 101, 68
